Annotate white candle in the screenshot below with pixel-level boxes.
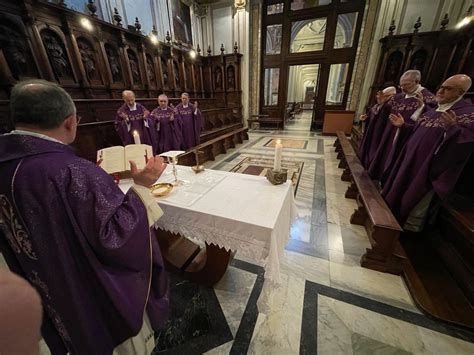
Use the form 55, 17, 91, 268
133, 130, 141, 145
273, 139, 283, 172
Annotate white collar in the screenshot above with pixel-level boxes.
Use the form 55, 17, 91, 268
436, 96, 463, 112
182, 104, 188, 108
127, 103, 137, 111
404, 85, 423, 98
8, 130, 65, 144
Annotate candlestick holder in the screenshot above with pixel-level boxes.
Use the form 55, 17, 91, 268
192, 150, 205, 173
265, 168, 287, 185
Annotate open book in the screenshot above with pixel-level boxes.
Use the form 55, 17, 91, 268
97, 144, 153, 174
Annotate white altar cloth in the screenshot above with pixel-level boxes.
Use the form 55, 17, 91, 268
120, 165, 297, 312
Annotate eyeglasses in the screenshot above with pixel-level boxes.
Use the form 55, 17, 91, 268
77, 115, 82, 124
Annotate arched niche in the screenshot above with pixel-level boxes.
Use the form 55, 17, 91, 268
40, 28, 74, 82
126, 49, 141, 84
226, 65, 236, 90
104, 43, 123, 83
0, 16, 38, 80
384, 50, 403, 83
76, 37, 101, 83
409, 49, 428, 72
214, 66, 223, 90
145, 54, 157, 87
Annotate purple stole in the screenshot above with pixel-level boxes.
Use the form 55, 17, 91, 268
382, 99, 474, 224
114, 103, 157, 152
150, 106, 183, 153
368, 88, 436, 182
175, 103, 203, 150
0, 135, 169, 354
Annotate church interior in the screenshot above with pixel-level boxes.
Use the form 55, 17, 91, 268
0, 0, 474, 354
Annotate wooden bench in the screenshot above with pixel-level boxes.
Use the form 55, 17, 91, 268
247, 114, 284, 130
335, 131, 405, 275
337, 131, 474, 328
178, 126, 249, 166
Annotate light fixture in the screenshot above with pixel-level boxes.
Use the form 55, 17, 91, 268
149, 33, 159, 45
80, 18, 94, 31
456, 5, 473, 29
149, 25, 159, 45
189, 49, 197, 59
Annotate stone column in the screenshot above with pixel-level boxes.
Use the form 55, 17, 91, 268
233, 0, 250, 124
249, 0, 262, 119
349, 0, 405, 117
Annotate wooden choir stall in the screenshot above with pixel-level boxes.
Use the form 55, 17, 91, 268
335, 17, 474, 331
0, 0, 256, 291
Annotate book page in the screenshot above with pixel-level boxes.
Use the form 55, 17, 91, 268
97, 146, 125, 173
125, 144, 153, 170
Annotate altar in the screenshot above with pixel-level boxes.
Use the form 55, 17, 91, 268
119, 165, 297, 311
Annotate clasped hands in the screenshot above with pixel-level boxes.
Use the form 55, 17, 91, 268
130, 156, 167, 187
389, 110, 457, 129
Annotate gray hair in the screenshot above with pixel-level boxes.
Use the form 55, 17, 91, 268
382, 86, 397, 95
158, 94, 168, 100
181, 92, 190, 98
10, 79, 76, 129
122, 90, 135, 98
402, 70, 421, 82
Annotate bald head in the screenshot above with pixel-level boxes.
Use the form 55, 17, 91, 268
376, 86, 396, 104
122, 90, 135, 98
122, 90, 136, 107
447, 74, 472, 91
11, 79, 76, 129
436, 74, 472, 104
382, 86, 397, 95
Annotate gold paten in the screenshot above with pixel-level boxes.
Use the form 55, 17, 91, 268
150, 182, 173, 197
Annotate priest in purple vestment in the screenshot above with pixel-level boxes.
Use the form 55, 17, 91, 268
115, 90, 158, 153
0, 80, 170, 355
150, 94, 183, 153
382, 74, 474, 231
175, 92, 203, 150
368, 70, 437, 182
357, 86, 396, 168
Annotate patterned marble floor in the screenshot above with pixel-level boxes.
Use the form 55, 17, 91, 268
2, 112, 473, 354
185, 111, 474, 354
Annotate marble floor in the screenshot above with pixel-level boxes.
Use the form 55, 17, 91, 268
2, 112, 473, 354
154, 111, 474, 354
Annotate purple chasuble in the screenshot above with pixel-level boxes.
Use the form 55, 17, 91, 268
0, 135, 169, 355
357, 101, 391, 169
382, 99, 474, 224
175, 103, 203, 150
150, 106, 183, 153
115, 103, 158, 153
368, 88, 436, 181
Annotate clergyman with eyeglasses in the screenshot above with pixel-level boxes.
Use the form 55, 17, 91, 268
382, 74, 474, 232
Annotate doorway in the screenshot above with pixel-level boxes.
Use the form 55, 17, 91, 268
260, 0, 365, 130
285, 63, 320, 130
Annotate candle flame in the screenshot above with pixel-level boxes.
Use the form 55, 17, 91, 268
277, 139, 281, 144
133, 130, 138, 136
